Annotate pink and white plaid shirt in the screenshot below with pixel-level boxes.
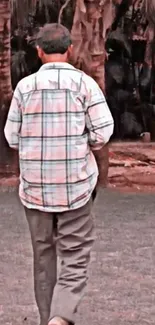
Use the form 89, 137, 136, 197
5, 62, 114, 212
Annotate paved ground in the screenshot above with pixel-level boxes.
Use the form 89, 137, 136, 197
0, 188, 155, 325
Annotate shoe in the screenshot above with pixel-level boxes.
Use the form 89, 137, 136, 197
48, 317, 69, 325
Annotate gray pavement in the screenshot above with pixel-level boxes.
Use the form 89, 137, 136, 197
0, 188, 155, 325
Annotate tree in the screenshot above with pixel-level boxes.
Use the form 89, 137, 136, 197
0, 0, 13, 173
71, 0, 123, 92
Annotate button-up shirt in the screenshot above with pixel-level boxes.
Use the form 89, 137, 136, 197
5, 62, 114, 212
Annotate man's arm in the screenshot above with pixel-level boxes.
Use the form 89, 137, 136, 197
4, 85, 22, 150
85, 77, 114, 187
93, 143, 109, 188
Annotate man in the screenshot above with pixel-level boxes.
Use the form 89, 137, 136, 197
5, 24, 114, 325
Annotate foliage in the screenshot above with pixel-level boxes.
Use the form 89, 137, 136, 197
105, 0, 155, 139
9, 0, 155, 140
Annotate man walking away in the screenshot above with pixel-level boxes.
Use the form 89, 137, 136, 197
5, 24, 114, 325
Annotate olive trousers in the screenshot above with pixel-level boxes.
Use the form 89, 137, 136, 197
24, 198, 95, 325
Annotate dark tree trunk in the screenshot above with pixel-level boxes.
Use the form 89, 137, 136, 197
0, 0, 16, 175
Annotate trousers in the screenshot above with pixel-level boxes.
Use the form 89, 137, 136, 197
24, 198, 95, 325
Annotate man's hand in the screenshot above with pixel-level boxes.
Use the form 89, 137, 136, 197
93, 143, 109, 189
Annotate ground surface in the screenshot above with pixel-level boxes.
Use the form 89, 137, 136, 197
109, 142, 155, 192
1, 187, 155, 325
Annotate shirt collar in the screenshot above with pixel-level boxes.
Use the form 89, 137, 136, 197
39, 62, 76, 71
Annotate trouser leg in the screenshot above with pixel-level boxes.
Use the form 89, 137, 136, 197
50, 199, 95, 324
25, 208, 57, 325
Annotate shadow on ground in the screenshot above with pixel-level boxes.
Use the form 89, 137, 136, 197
0, 187, 155, 325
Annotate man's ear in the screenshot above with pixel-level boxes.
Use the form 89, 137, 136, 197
67, 44, 73, 61
36, 45, 43, 59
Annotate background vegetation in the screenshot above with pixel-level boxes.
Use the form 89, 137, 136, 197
1, 0, 155, 171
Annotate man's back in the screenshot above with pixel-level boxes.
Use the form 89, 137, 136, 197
7, 62, 103, 211
5, 61, 114, 212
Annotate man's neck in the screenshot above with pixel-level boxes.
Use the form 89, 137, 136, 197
42, 53, 68, 64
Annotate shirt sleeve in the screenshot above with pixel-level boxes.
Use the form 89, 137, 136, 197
85, 77, 114, 150
4, 85, 22, 150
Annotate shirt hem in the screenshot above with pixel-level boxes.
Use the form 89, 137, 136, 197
20, 190, 95, 213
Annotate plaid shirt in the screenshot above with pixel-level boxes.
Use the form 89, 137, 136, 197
5, 62, 114, 212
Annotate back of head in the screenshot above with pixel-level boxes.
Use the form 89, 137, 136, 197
36, 23, 72, 56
